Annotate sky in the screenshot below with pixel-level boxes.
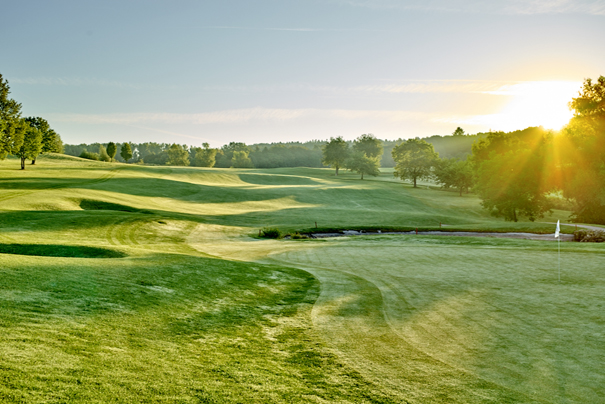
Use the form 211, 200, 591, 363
1, 0, 604, 147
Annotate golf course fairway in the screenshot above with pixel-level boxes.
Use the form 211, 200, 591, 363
1, 154, 603, 403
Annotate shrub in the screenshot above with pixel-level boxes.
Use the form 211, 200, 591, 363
291, 232, 309, 240
573, 229, 605, 242
79, 150, 99, 160
260, 228, 282, 239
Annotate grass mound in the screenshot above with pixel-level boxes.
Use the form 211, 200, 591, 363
0, 243, 126, 258
79, 199, 152, 214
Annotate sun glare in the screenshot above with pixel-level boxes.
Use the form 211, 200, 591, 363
484, 81, 582, 131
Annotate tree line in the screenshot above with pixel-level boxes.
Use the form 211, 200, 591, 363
66, 132, 482, 169
0, 74, 63, 169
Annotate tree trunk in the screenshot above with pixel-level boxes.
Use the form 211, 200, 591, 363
513, 209, 518, 222
31, 158, 36, 165
413, 177, 417, 188
21, 158, 25, 170
335, 166, 339, 176
361, 172, 364, 180
459, 188, 462, 196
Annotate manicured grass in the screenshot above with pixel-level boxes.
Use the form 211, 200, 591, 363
267, 235, 605, 403
1, 154, 603, 403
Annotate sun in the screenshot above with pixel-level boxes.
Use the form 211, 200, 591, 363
486, 81, 582, 131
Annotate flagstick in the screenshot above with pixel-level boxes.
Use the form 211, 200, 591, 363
558, 237, 561, 283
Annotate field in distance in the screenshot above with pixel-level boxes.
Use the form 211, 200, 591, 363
0, 154, 603, 403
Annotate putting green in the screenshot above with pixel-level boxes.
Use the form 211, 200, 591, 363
264, 236, 605, 403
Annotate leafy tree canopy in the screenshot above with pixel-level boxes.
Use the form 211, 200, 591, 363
434, 158, 474, 196
474, 148, 551, 222
231, 150, 254, 168
345, 151, 380, 180
120, 143, 133, 163
322, 136, 349, 175
560, 76, 605, 224
167, 143, 190, 166
17, 122, 42, 169
106, 142, 117, 160
0, 74, 25, 159
353, 134, 383, 159
452, 127, 466, 136
193, 143, 218, 167
392, 138, 439, 187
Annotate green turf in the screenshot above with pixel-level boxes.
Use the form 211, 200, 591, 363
0, 154, 603, 403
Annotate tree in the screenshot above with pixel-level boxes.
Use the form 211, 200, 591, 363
231, 150, 254, 168
216, 142, 250, 167
120, 143, 133, 163
353, 134, 383, 159
106, 142, 117, 161
0, 74, 25, 160
45, 129, 63, 153
392, 138, 439, 187
434, 158, 474, 196
474, 148, 550, 222
560, 76, 605, 223
99, 144, 111, 162
345, 151, 380, 179
166, 143, 190, 166
452, 127, 466, 136
16, 122, 42, 169
23, 117, 63, 163
194, 143, 217, 167
322, 136, 349, 175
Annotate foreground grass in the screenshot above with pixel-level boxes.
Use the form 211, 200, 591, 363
1, 155, 603, 403
0, 252, 397, 403
267, 235, 605, 403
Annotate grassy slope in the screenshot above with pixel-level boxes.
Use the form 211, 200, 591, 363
0, 155, 603, 403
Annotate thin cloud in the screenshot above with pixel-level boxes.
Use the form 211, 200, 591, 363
332, 0, 605, 15
199, 80, 531, 95
121, 124, 215, 143
206, 26, 386, 32
10, 77, 167, 90
47, 108, 431, 125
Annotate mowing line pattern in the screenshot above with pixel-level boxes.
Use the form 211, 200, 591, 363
268, 238, 605, 403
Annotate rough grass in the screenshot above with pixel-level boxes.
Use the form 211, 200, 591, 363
0, 155, 603, 403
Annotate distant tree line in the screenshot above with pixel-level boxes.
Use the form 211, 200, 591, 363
0, 74, 63, 169
65, 132, 482, 171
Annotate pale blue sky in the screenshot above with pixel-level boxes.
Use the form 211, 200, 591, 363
2, 0, 604, 146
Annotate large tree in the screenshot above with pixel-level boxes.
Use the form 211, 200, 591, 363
474, 149, 550, 222
322, 136, 349, 175
16, 122, 42, 169
120, 143, 133, 163
0, 74, 26, 159
392, 138, 439, 187
23, 117, 63, 163
471, 130, 552, 222
560, 76, 605, 223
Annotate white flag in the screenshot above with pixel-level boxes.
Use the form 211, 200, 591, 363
555, 220, 560, 238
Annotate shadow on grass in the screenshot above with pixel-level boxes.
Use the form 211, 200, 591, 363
79, 199, 154, 214
0, 243, 126, 258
